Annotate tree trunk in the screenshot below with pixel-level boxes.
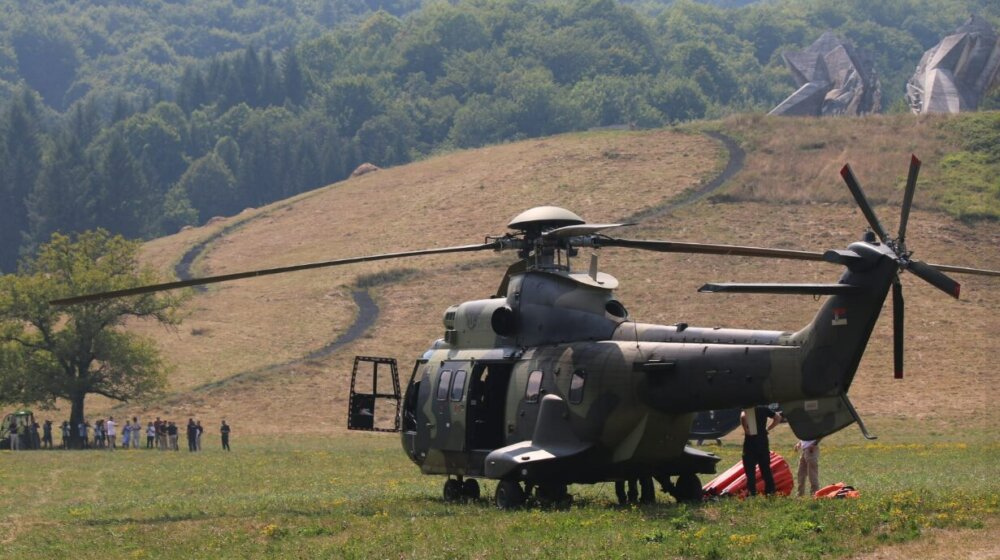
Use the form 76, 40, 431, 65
68, 391, 86, 449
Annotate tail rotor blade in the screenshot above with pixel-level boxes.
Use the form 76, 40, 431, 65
840, 163, 890, 243
892, 278, 904, 379
906, 259, 961, 299
897, 155, 920, 245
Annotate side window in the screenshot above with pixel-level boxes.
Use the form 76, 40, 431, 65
450, 370, 467, 401
525, 370, 543, 403
436, 370, 452, 401
569, 369, 586, 404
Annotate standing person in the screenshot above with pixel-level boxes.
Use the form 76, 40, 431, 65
61, 421, 70, 449
122, 420, 131, 450
795, 438, 821, 497
157, 418, 167, 451
30, 421, 41, 449
220, 420, 231, 451
740, 405, 782, 496
167, 422, 179, 451
42, 420, 53, 449
7, 419, 18, 450
93, 419, 103, 449
186, 419, 197, 452
106, 416, 117, 450
78, 420, 89, 449
195, 421, 203, 451
131, 417, 141, 449
146, 422, 155, 448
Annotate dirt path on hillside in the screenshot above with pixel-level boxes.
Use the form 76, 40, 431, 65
622, 130, 744, 223
169, 130, 744, 388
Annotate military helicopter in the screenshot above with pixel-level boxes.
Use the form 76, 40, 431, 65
54, 156, 999, 508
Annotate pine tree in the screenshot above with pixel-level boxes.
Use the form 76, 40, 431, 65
282, 47, 306, 106
0, 92, 43, 272
26, 132, 96, 251
95, 133, 153, 239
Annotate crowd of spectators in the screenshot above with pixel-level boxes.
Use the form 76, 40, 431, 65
6, 415, 231, 451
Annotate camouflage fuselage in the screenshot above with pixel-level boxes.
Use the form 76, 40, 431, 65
401, 242, 897, 484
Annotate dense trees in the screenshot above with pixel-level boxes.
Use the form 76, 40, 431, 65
0, 0, 997, 273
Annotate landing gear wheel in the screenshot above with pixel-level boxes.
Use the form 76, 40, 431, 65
443, 478, 463, 503
536, 483, 569, 509
462, 479, 481, 501
494, 480, 525, 510
672, 473, 703, 503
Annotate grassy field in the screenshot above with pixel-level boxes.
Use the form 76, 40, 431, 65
2, 430, 997, 559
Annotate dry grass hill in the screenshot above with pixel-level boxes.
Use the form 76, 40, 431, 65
85, 114, 997, 438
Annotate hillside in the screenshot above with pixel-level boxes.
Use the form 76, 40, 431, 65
4, 0, 999, 273
87, 114, 1000, 438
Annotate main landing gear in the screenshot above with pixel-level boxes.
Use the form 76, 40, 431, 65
494, 480, 573, 510
442, 476, 481, 503
658, 472, 703, 503
442, 477, 575, 509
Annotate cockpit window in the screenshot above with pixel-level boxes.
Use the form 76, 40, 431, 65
525, 370, 543, 403
450, 370, 467, 401
569, 369, 586, 404
437, 370, 452, 401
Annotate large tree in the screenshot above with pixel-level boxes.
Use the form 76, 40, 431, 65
0, 230, 183, 447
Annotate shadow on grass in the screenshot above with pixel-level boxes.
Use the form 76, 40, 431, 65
82, 510, 221, 526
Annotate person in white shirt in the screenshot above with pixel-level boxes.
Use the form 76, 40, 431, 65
131, 417, 141, 448
794, 438, 821, 497
106, 417, 117, 450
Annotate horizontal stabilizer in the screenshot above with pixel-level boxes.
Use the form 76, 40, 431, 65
781, 394, 859, 441
699, 283, 863, 295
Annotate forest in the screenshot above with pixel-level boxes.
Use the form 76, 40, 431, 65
0, 0, 997, 272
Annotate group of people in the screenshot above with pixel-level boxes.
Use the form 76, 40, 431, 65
5, 418, 51, 450
70, 417, 232, 451
6, 416, 232, 452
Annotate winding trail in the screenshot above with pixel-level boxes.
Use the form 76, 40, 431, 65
171, 130, 745, 392
622, 130, 745, 224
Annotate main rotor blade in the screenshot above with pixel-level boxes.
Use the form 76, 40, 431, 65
925, 263, 1000, 277
542, 223, 633, 239
897, 154, 920, 244
51, 242, 500, 306
596, 237, 828, 262
905, 259, 961, 299
892, 278, 904, 379
840, 163, 890, 243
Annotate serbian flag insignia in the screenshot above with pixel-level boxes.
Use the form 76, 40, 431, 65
831, 307, 848, 326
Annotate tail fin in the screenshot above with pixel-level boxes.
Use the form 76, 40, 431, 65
792, 242, 896, 397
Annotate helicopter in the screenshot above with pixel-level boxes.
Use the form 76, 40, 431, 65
53, 155, 1000, 509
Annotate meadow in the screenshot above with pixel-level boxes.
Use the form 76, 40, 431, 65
2, 428, 997, 559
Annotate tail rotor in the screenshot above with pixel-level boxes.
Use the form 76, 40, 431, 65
839, 155, 962, 379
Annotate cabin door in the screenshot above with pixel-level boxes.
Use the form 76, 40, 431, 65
431, 361, 470, 452
467, 362, 513, 450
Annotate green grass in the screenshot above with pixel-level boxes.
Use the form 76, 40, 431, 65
935, 112, 1000, 221
1, 432, 996, 559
